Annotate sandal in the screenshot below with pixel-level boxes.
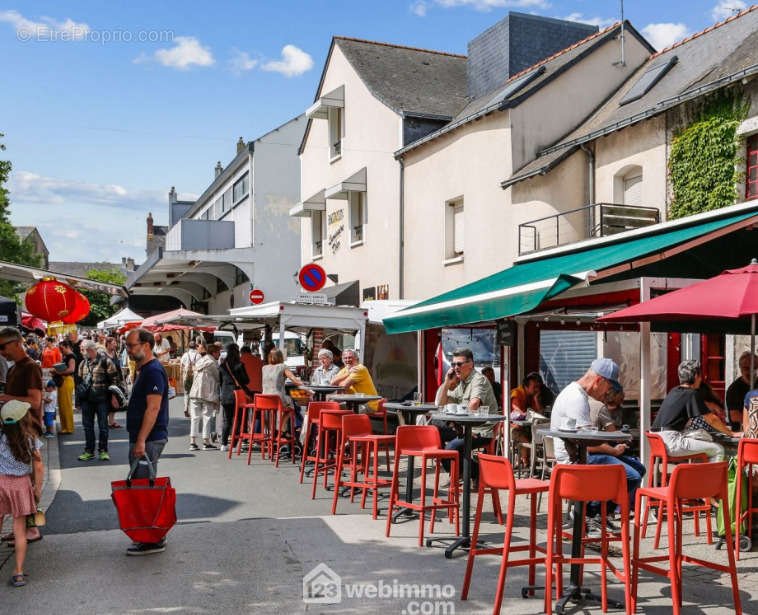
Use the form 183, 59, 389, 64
109, 423, 122, 429
9, 573, 25, 587
7, 535, 42, 547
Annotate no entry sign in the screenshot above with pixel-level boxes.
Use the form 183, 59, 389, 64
299, 263, 327, 292
249, 289, 265, 304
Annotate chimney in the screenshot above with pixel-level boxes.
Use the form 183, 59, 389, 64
127, 257, 135, 271
215, 161, 223, 177
168, 186, 177, 204
466, 12, 598, 99
147, 212, 154, 240
236, 137, 245, 154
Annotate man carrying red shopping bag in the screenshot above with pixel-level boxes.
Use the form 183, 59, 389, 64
121, 328, 171, 555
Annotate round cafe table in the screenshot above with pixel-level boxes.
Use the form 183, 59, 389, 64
326, 393, 383, 413
299, 384, 344, 402
537, 427, 632, 615
384, 402, 439, 522
428, 412, 508, 558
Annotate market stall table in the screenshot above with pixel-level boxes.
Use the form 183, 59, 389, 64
427, 412, 508, 558
537, 427, 632, 615
384, 402, 439, 522
327, 393, 383, 413
299, 384, 344, 402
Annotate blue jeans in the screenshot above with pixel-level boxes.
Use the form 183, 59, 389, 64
587, 454, 646, 515
81, 398, 109, 453
443, 436, 492, 479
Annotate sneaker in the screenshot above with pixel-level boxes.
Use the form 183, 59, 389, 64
126, 537, 166, 556
605, 515, 619, 532
189, 443, 199, 451
78, 451, 95, 461
98, 451, 110, 461
203, 442, 218, 450
585, 515, 603, 539
219, 444, 229, 452
44, 432, 55, 438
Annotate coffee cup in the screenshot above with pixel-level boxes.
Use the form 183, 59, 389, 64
563, 418, 576, 430
446, 403, 457, 414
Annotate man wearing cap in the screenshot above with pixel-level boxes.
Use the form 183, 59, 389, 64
652, 360, 732, 461
0, 327, 43, 429
550, 358, 623, 465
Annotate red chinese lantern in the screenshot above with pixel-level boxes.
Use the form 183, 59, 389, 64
62, 292, 90, 324
25, 278, 79, 323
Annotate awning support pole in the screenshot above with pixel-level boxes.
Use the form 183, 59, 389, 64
417, 332, 424, 400
278, 319, 286, 352
516, 321, 525, 384
639, 277, 651, 485
502, 344, 511, 458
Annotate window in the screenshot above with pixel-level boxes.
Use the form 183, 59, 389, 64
233, 173, 249, 203
312, 209, 325, 258
444, 198, 464, 261
234, 266, 248, 286
328, 107, 343, 160
349, 192, 365, 245
748, 135, 758, 200
213, 198, 222, 218
222, 187, 232, 213
201, 208, 211, 220
619, 56, 677, 106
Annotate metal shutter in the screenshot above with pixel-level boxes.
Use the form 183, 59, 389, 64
539, 330, 598, 394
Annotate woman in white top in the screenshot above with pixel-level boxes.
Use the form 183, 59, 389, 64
310, 349, 340, 385
262, 348, 304, 434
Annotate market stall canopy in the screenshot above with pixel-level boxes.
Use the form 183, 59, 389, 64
383, 201, 758, 334
598, 260, 758, 334
140, 307, 206, 329
21, 313, 47, 332
0, 260, 127, 296
97, 307, 143, 330
226, 301, 368, 333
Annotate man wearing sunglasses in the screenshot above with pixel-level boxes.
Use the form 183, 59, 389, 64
0, 327, 43, 429
435, 348, 498, 480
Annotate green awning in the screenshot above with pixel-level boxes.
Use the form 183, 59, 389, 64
385, 205, 758, 334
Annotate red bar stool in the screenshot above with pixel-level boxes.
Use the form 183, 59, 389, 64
228, 389, 254, 459
311, 409, 352, 499
461, 453, 548, 615
246, 394, 278, 465
632, 462, 741, 615
366, 397, 391, 471
642, 432, 710, 549
385, 425, 460, 547
545, 464, 632, 615
331, 414, 395, 519
734, 438, 758, 560
299, 401, 340, 483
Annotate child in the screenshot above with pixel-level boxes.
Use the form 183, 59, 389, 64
0, 400, 44, 587
42, 380, 58, 438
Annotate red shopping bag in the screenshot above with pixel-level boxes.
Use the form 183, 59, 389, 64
111, 455, 176, 544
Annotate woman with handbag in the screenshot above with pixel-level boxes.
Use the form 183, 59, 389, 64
219, 343, 250, 452
56, 340, 76, 435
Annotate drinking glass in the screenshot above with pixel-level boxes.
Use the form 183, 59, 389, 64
413, 392, 422, 406
479, 405, 489, 416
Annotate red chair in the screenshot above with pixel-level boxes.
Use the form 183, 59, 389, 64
311, 409, 352, 499
642, 432, 710, 549
331, 414, 394, 519
245, 395, 278, 465
461, 453, 549, 615
299, 401, 340, 483
632, 462, 741, 615
228, 389, 254, 459
545, 464, 632, 615
366, 397, 389, 434
385, 425, 460, 547
735, 438, 758, 560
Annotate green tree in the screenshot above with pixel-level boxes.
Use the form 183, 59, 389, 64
79, 268, 127, 327
0, 133, 42, 299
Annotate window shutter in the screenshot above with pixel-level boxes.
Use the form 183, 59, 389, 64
453, 203, 464, 254
623, 175, 642, 206
539, 330, 598, 394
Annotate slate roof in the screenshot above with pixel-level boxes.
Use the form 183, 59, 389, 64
334, 37, 468, 119
503, 6, 758, 188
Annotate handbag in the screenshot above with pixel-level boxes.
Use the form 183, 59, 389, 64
224, 361, 254, 400
111, 455, 177, 544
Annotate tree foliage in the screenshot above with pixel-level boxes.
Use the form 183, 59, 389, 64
79, 268, 127, 327
669, 93, 749, 219
0, 133, 42, 299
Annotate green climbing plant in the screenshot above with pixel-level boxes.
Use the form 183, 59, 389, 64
669, 92, 749, 219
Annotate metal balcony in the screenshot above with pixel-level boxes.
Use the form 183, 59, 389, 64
165, 219, 235, 252
518, 202, 660, 256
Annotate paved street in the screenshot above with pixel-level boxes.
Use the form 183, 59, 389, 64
1, 398, 757, 614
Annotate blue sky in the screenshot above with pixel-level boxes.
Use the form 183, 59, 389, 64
0, 0, 749, 262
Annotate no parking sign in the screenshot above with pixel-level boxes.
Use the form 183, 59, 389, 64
298, 263, 327, 292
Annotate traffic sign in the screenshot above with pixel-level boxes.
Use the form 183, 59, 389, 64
249, 289, 265, 304
298, 263, 327, 292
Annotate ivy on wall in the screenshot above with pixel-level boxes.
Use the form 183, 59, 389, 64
669, 92, 749, 219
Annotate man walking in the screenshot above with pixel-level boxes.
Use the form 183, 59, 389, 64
125, 328, 170, 555
77, 340, 119, 462
180, 341, 199, 418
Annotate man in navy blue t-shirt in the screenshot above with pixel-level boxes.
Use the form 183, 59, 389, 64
124, 327, 170, 555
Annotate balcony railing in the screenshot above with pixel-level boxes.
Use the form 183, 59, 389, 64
518, 202, 660, 256
165, 219, 236, 252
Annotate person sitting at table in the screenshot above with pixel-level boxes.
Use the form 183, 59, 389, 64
587, 388, 646, 524
434, 348, 498, 481
726, 351, 758, 429
481, 366, 502, 409
330, 349, 378, 412
510, 372, 546, 469
262, 348, 305, 435
311, 349, 340, 385
321, 339, 344, 369
652, 360, 735, 462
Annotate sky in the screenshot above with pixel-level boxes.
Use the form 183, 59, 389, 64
0, 0, 750, 262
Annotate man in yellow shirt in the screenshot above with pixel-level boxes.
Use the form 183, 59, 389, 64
331, 348, 378, 411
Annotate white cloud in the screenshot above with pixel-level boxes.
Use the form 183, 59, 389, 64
229, 49, 258, 73
261, 45, 313, 77
434, 0, 550, 11
712, 1, 747, 22
135, 36, 214, 70
642, 22, 691, 51
561, 12, 615, 29
0, 9, 90, 40
410, 1, 429, 16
